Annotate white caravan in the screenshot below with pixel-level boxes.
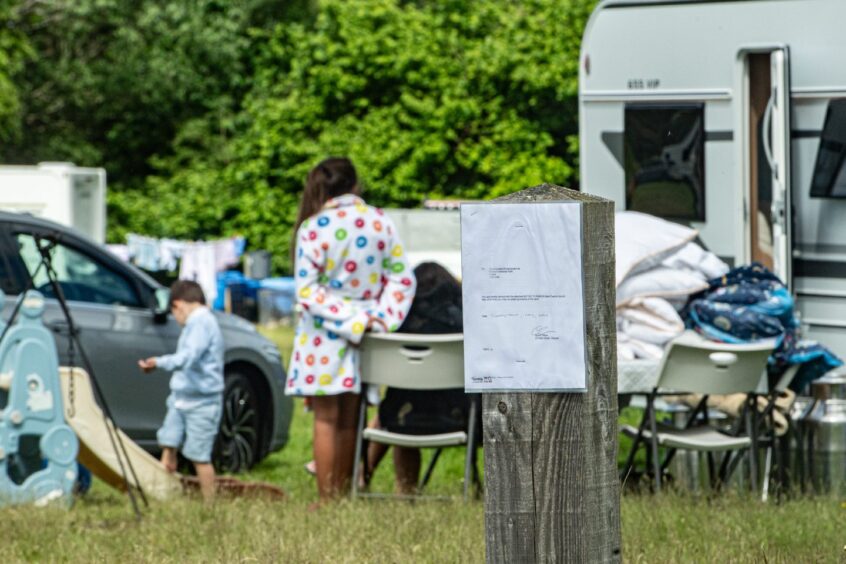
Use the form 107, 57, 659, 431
580, 0, 846, 356
386, 208, 461, 278
0, 162, 106, 243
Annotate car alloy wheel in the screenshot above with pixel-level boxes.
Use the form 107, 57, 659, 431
214, 372, 260, 473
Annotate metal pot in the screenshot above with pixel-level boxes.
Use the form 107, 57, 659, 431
804, 370, 846, 494
786, 395, 814, 491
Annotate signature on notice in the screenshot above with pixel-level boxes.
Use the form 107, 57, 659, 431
532, 326, 560, 341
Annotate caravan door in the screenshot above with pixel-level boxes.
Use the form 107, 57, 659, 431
745, 48, 792, 287
766, 49, 792, 286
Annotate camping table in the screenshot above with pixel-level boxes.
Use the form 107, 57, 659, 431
617, 359, 661, 394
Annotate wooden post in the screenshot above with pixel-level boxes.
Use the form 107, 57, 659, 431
482, 184, 621, 563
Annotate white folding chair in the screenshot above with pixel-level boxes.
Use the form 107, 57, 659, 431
749, 364, 800, 501
351, 332, 480, 501
620, 331, 775, 492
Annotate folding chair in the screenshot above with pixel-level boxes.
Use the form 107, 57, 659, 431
351, 332, 480, 501
620, 331, 775, 492
743, 364, 799, 501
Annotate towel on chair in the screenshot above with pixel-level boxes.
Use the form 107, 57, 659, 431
668, 390, 796, 437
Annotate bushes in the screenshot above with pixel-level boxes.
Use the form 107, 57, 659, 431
0, 0, 30, 142
137, 0, 596, 272
2, 0, 597, 273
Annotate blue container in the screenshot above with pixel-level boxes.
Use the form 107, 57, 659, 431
259, 277, 296, 293
214, 271, 248, 311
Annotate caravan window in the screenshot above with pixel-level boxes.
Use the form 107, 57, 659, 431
810, 99, 846, 198
624, 104, 705, 220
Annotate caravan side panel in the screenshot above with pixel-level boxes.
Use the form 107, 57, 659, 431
0, 168, 72, 226
581, 0, 846, 357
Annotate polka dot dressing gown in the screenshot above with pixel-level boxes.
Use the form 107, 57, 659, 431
286, 194, 416, 396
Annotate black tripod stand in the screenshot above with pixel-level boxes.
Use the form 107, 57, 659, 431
0, 233, 148, 518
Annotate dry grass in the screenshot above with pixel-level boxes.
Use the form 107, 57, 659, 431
2, 326, 843, 562
5, 491, 483, 563
622, 492, 846, 563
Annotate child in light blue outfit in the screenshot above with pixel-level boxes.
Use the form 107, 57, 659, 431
138, 280, 223, 500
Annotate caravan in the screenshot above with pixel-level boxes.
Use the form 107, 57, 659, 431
0, 162, 106, 244
580, 0, 846, 356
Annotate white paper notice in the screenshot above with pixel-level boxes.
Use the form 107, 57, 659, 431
461, 202, 587, 392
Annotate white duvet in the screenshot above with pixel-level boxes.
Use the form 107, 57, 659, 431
615, 212, 729, 360
617, 297, 685, 360
614, 211, 696, 286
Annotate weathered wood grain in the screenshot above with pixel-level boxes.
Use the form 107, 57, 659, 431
482, 184, 621, 563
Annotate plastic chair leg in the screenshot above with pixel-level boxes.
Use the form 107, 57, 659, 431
762, 446, 773, 502
620, 414, 648, 483
648, 399, 662, 491
746, 396, 759, 493
418, 449, 442, 493
463, 399, 478, 502
350, 389, 369, 499
471, 448, 483, 499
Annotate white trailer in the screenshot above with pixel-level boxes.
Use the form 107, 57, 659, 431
386, 208, 462, 279
580, 0, 846, 356
0, 163, 106, 244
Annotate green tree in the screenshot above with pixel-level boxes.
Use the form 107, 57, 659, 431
137, 0, 596, 272
1, 0, 316, 183
2, 0, 250, 180
0, 0, 31, 142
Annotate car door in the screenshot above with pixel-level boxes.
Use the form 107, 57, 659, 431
6, 227, 181, 447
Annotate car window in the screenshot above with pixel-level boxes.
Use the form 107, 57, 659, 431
0, 242, 24, 295
16, 234, 141, 307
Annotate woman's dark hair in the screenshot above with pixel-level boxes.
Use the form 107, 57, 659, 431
169, 280, 206, 306
414, 261, 459, 295
291, 157, 359, 261
400, 261, 462, 334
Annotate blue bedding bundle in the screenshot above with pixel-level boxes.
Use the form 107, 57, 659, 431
686, 263, 842, 391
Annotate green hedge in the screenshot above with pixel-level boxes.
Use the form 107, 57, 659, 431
2, 0, 597, 274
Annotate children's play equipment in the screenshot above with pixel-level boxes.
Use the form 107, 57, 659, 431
60, 366, 285, 500
0, 303, 282, 507
59, 367, 181, 500
0, 291, 79, 506
0, 234, 284, 511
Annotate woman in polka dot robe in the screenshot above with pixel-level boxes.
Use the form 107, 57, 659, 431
287, 157, 416, 501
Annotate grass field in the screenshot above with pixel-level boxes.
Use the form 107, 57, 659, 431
2, 326, 845, 562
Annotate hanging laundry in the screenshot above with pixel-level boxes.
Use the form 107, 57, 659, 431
127, 234, 161, 271
214, 238, 240, 272
125, 234, 245, 275
180, 242, 218, 304
159, 239, 187, 272
234, 237, 246, 257
106, 244, 130, 262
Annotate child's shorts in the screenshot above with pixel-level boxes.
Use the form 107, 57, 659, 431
157, 395, 222, 464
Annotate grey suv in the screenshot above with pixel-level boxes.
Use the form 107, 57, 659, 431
0, 212, 292, 472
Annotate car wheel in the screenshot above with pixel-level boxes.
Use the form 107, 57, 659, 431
213, 372, 260, 473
